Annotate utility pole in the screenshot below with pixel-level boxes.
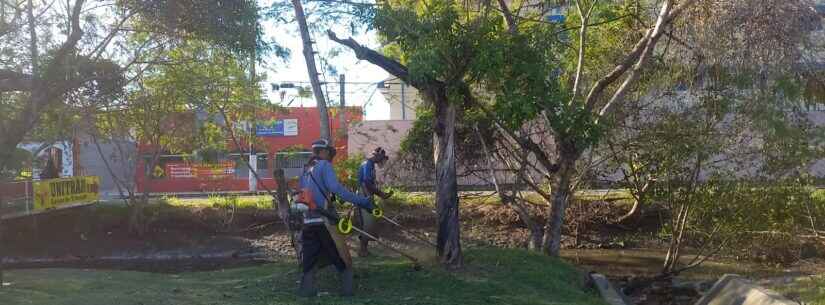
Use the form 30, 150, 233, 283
400, 82, 406, 120
339, 74, 347, 143
291, 0, 331, 141
248, 48, 257, 192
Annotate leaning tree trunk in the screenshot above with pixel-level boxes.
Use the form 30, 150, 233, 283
291, 0, 331, 141
433, 94, 462, 268
544, 148, 578, 256
274, 168, 301, 259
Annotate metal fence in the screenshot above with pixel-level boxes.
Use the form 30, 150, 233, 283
0, 179, 34, 219
275, 152, 312, 169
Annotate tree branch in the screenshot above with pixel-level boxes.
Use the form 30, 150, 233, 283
588, 0, 699, 117
570, 0, 599, 102
496, 0, 517, 34
582, 28, 651, 112
597, 0, 674, 118
0, 69, 32, 91
46, 0, 84, 73
327, 30, 433, 89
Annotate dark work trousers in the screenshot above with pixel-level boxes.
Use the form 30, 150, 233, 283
300, 223, 347, 273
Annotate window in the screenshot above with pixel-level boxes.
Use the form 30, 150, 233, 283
275, 151, 312, 169
230, 153, 269, 178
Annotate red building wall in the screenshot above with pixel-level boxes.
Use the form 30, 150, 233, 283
135, 107, 362, 194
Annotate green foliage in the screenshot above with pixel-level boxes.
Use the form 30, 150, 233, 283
105, 39, 266, 155
652, 180, 825, 264
399, 107, 434, 158
0, 147, 33, 179
382, 189, 434, 207
120, 0, 269, 56
163, 195, 272, 210
774, 275, 825, 305
333, 154, 364, 190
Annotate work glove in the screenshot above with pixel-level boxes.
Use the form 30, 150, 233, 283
365, 198, 377, 213
318, 207, 340, 223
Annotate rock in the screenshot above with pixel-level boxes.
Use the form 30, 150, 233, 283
590, 273, 632, 305
672, 278, 704, 296
694, 274, 798, 305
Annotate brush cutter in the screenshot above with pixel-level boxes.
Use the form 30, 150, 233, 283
317, 208, 423, 270
336, 202, 436, 248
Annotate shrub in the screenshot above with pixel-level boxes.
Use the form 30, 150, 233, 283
667, 181, 825, 265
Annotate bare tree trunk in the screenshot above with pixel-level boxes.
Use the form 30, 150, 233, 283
27, 0, 37, 76
544, 150, 578, 257
476, 125, 544, 251
618, 198, 642, 223
291, 0, 330, 141
274, 168, 301, 259
664, 203, 691, 273
130, 150, 160, 236
528, 225, 544, 251
433, 96, 462, 268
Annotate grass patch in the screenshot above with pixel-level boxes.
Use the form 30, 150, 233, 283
0, 249, 605, 305
574, 189, 633, 203
163, 195, 273, 210
774, 276, 825, 305
383, 189, 634, 208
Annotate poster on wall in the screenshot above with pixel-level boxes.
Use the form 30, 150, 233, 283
165, 162, 235, 180
256, 119, 298, 136
33, 176, 99, 211
19, 141, 74, 179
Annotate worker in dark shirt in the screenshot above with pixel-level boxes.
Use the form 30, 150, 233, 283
355, 147, 393, 257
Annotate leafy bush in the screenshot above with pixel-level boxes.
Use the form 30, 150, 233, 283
333, 155, 364, 190
664, 181, 825, 265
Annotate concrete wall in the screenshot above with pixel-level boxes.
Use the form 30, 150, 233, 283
75, 134, 137, 199
348, 120, 414, 160
380, 78, 422, 121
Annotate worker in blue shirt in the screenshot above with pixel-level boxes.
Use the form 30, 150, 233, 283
355, 147, 393, 257
296, 139, 375, 297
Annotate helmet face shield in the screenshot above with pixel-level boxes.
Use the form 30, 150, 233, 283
371, 147, 388, 163
311, 138, 336, 160
311, 139, 330, 150
329, 147, 337, 160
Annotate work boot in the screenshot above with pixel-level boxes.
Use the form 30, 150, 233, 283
298, 270, 317, 297
340, 268, 354, 297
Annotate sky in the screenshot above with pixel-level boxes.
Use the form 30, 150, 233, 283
259, 2, 392, 121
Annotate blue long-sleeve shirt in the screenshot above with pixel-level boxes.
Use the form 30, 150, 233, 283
357, 159, 376, 188
300, 160, 373, 210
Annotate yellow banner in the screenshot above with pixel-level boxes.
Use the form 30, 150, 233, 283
33, 176, 100, 211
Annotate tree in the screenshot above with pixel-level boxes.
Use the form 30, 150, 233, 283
99, 39, 264, 235
469, 0, 823, 257
0, 0, 266, 176
327, 2, 507, 268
